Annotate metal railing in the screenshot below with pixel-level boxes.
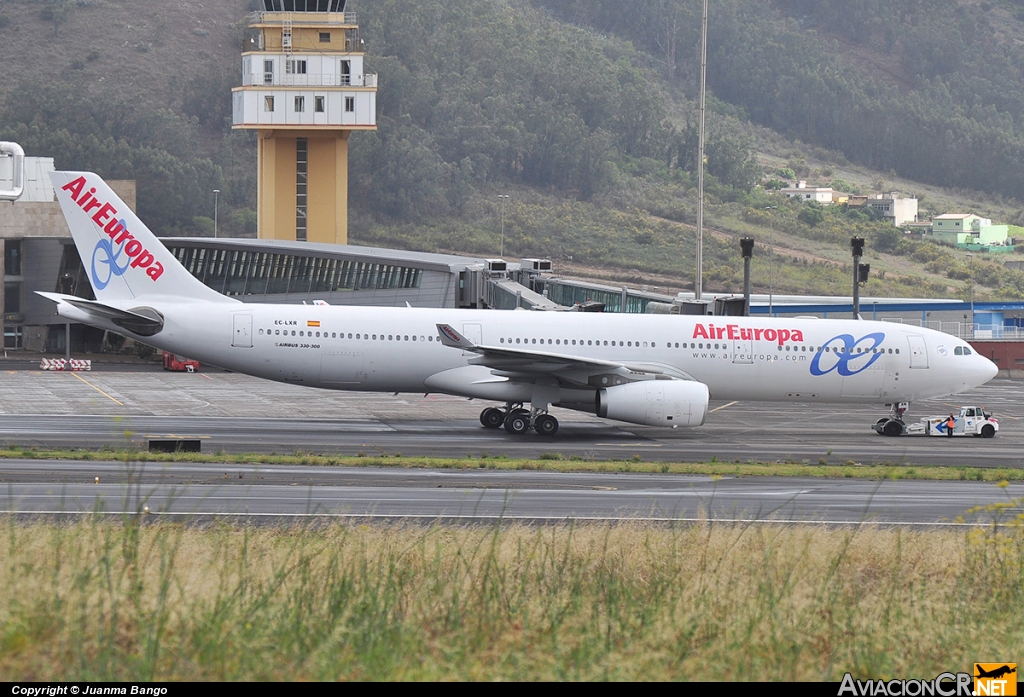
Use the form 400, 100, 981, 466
242, 73, 377, 88
247, 11, 357, 25
880, 317, 1024, 341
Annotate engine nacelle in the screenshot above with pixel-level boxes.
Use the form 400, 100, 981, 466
597, 380, 709, 428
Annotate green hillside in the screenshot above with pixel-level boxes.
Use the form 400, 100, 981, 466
2, 0, 1023, 300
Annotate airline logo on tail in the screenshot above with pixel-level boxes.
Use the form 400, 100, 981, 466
60, 175, 165, 284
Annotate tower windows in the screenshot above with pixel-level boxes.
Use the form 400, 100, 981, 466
319, 32, 331, 43
264, 96, 275, 112
296, 138, 308, 242
345, 96, 355, 112
286, 59, 307, 75
263, 59, 274, 85
314, 96, 325, 113
294, 96, 305, 112
340, 59, 351, 85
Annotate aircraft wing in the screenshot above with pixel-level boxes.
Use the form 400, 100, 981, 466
435, 323, 696, 387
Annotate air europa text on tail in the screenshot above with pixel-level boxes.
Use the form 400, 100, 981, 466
61, 175, 165, 281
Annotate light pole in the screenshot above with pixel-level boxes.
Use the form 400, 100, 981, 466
213, 189, 220, 239
695, 0, 709, 300
967, 253, 974, 338
498, 194, 509, 258
740, 237, 754, 316
851, 237, 865, 320
764, 206, 777, 315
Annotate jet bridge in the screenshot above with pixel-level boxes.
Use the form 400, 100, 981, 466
0, 142, 25, 202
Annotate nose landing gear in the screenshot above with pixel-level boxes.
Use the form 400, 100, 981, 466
873, 402, 909, 437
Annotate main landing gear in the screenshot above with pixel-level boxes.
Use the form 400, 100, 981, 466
874, 402, 908, 437
479, 404, 559, 436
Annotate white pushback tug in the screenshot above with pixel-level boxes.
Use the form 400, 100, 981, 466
872, 402, 999, 437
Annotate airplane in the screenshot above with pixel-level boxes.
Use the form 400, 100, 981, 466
975, 665, 1016, 680
39, 171, 998, 437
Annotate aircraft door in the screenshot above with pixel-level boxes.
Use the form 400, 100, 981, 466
907, 335, 928, 368
841, 366, 885, 398
232, 314, 253, 348
733, 338, 752, 364
321, 349, 364, 385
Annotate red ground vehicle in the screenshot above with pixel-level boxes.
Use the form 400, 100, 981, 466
162, 351, 200, 372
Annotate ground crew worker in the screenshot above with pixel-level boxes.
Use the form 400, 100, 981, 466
946, 414, 956, 437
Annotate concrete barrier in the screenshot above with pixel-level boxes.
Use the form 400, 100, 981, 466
39, 358, 91, 371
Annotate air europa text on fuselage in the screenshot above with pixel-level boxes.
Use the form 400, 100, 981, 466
692, 323, 804, 346
60, 176, 165, 281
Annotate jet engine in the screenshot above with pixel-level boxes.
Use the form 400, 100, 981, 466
597, 380, 709, 427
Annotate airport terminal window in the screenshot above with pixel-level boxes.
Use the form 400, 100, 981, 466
264, 96, 275, 112
345, 96, 355, 112
294, 96, 306, 113
5, 241, 21, 276
4, 283, 20, 313
315, 96, 325, 113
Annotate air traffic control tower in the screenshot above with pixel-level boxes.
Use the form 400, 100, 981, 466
232, 0, 377, 245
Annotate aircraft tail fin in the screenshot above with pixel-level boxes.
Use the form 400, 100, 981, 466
49, 171, 230, 304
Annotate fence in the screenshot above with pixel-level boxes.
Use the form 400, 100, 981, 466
880, 318, 1024, 341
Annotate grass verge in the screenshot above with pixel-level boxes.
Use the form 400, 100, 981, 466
0, 446, 1022, 481
1, 515, 1021, 680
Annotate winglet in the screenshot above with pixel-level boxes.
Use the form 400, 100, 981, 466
436, 323, 477, 349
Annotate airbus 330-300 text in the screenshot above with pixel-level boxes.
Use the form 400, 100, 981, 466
40, 172, 998, 436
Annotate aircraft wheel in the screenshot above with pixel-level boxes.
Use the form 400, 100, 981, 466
883, 420, 903, 437
480, 407, 505, 429
504, 410, 530, 435
534, 414, 559, 436
875, 418, 888, 427
982, 424, 996, 438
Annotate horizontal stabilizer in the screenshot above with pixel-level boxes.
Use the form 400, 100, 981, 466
36, 292, 164, 337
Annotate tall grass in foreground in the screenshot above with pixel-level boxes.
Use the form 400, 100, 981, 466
1, 516, 1022, 680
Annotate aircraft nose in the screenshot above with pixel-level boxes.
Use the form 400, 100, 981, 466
980, 355, 999, 383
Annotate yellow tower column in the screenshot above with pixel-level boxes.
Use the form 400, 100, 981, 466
233, 1, 376, 246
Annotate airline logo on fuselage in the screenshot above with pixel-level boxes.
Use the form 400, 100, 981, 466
693, 323, 804, 347
60, 176, 165, 284
810, 333, 886, 376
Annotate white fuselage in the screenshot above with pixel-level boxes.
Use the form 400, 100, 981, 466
70, 299, 996, 406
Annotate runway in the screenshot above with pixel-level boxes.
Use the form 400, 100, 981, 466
1, 459, 1021, 525
0, 368, 1020, 467
0, 367, 1021, 524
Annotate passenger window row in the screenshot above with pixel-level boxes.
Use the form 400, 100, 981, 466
253, 328, 902, 356
496, 338, 900, 355
259, 328, 435, 342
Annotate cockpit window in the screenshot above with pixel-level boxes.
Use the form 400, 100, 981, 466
955, 347, 963, 355
964, 347, 972, 355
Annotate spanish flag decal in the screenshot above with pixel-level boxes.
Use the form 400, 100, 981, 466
307, 320, 321, 328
